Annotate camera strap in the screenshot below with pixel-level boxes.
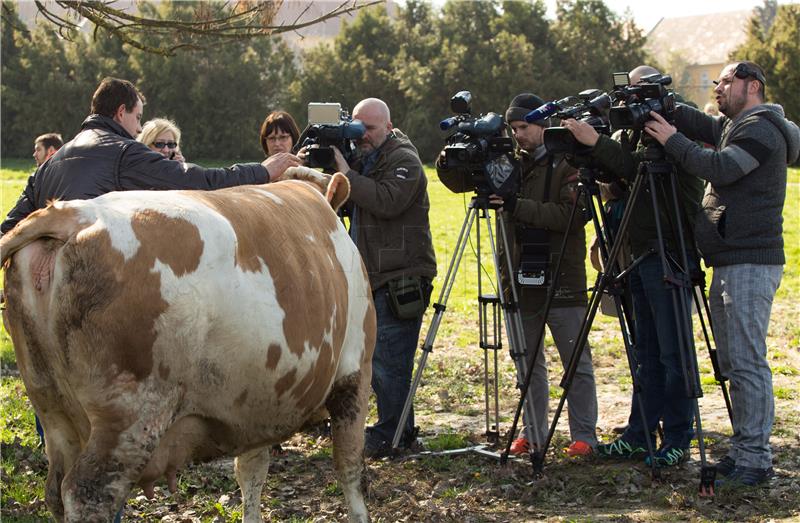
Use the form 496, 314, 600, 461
542, 156, 555, 203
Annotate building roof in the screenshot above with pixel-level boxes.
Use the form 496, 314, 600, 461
645, 10, 753, 66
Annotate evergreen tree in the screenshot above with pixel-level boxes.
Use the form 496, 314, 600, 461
731, 3, 799, 124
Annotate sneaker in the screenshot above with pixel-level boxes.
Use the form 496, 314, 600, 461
566, 440, 593, 457
715, 455, 736, 477
715, 465, 775, 489
510, 437, 531, 455
644, 445, 689, 468
596, 438, 646, 460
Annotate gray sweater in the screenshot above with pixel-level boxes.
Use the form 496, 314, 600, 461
664, 103, 800, 267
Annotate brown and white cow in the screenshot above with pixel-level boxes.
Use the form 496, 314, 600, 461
0, 167, 375, 523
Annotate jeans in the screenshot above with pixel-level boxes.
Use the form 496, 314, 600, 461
711, 264, 782, 469
623, 255, 695, 449
366, 280, 432, 445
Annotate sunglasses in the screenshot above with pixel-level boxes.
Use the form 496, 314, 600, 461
713, 63, 766, 86
153, 141, 178, 149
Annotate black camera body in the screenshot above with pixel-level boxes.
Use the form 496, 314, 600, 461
609, 73, 676, 130
437, 91, 517, 198
542, 89, 611, 158
294, 104, 366, 171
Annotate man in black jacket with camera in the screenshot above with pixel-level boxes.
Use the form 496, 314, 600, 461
2, 77, 300, 235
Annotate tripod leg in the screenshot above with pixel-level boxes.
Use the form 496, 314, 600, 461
543, 171, 659, 476
494, 194, 582, 468
391, 207, 478, 449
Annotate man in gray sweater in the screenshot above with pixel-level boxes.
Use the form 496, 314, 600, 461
645, 61, 800, 488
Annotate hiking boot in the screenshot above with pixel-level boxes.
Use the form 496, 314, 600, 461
364, 433, 393, 459
715, 465, 775, 489
644, 445, 689, 468
566, 440, 593, 457
510, 437, 532, 455
596, 438, 646, 460
715, 455, 736, 477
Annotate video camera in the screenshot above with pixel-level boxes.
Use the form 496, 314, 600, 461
293, 103, 365, 171
437, 91, 517, 197
609, 72, 675, 130
527, 89, 611, 157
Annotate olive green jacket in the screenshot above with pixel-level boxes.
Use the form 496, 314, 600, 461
499, 147, 588, 312
344, 130, 437, 290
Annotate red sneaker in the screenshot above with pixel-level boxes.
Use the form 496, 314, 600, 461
566, 440, 593, 457
510, 437, 531, 455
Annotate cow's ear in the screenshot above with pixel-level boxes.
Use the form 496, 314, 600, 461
326, 173, 350, 211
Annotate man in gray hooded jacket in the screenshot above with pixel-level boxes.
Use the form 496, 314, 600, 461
644, 60, 800, 488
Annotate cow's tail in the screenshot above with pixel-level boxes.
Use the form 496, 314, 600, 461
0, 202, 83, 266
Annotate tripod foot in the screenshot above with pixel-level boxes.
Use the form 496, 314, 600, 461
530, 449, 545, 474
699, 466, 716, 497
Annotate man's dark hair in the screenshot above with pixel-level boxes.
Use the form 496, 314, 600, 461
736, 61, 766, 101
90, 77, 146, 118
35, 132, 63, 150
259, 110, 300, 156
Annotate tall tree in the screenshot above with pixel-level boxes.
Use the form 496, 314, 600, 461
731, 3, 799, 124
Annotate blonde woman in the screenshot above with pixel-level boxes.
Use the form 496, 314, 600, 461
138, 118, 185, 161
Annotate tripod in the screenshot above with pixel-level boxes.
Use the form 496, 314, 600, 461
498, 162, 659, 476
508, 141, 730, 494
391, 194, 528, 454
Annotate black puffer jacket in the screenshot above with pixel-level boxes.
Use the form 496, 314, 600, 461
2, 115, 268, 234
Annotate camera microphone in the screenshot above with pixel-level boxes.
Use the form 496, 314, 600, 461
440, 117, 460, 131
524, 101, 559, 123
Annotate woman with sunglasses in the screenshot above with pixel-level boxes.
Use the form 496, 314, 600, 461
138, 118, 185, 161
259, 110, 300, 157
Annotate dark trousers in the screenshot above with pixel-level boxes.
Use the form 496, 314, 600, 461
366, 282, 431, 445
623, 255, 695, 449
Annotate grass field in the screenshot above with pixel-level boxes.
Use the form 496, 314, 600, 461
1, 158, 798, 522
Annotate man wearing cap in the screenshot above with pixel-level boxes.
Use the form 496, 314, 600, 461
644, 60, 800, 488
490, 93, 598, 457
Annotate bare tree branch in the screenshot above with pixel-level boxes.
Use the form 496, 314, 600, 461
7, 0, 381, 56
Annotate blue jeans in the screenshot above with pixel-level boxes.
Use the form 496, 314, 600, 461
366, 280, 431, 445
623, 255, 695, 449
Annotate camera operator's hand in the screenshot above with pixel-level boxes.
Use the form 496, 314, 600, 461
262, 152, 302, 181
489, 194, 517, 214
562, 119, 600, 147
331, 146, 351, 174
643, 111, 677, 145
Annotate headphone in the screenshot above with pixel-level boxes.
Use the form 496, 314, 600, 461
733, 62, 767, 85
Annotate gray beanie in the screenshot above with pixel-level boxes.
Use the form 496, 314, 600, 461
505, 93, 547, 125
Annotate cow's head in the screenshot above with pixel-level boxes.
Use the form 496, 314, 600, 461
278, 166, 350, 212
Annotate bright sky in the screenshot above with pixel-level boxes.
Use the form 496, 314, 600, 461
543, 0, 799, 33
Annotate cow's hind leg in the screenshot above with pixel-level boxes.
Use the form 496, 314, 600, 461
326, 370, 371, 523
234, 445, 271, 523
60, 396, 177, 523
40, 413, 82, 522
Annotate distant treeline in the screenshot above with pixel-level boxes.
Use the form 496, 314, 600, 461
2, 0, 797, 162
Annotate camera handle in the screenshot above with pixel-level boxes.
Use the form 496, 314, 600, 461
391, 196, 529, 454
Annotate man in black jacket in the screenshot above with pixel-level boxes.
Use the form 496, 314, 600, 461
2, 77, 300, 235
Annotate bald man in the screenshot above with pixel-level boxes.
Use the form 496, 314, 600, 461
563, 65, 704, 469
333, 98, 437, 458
